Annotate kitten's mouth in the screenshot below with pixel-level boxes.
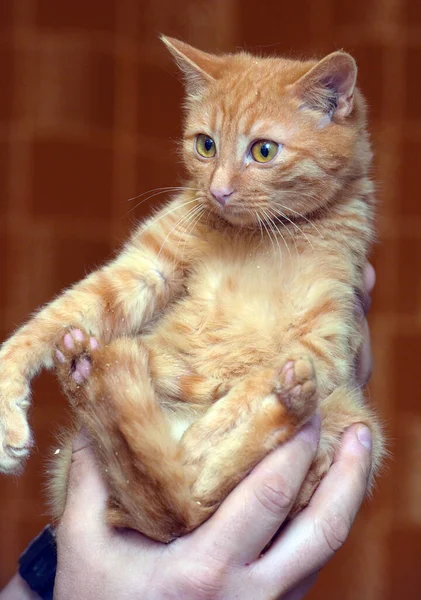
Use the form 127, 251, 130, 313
214, 204, 257, 226
204, 195, 258, 226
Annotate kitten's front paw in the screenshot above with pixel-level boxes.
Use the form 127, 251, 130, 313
274, 356, 318, 426
0, 378, 33, 473
54, 328, 99, 399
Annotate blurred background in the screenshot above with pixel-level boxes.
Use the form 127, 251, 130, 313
0, 0, 420, 597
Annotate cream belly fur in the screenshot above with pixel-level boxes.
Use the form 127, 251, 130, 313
143, 232, 350, 405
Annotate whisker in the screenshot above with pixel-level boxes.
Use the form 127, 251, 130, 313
267, 206, 300, 257
132, 198, 199, 241
177, 205, 207, 263
269, 206, 315, 252
262, 208, 284, 265
265, 208, 292, 262
185, 204, 207, 238
126, 186, 198, 203
238, 207, 263, 244
255, 212, 264, 246
277, 202, 324, 239
124, 188, 197, 218
156, 203, 202, 263
171, 201, 206, 262
251, 193, 325, 240
173, 204, 206, 260
260, 210, 278, 262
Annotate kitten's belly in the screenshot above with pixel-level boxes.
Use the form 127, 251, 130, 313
144, 255, 293, 380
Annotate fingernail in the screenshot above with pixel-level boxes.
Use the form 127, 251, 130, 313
356, 425, 372, 451
296, 410, 321, 450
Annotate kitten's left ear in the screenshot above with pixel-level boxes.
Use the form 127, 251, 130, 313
161, 35, 225, 96
293, 52, 357, 118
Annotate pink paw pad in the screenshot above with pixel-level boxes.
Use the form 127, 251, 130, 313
90, 337, 99, 351
72, 357, 91, 384
282, 361, 295, 386
72, 329, 84, 342
275, 357, 317, 419
63, 333, 75, 350
63, 328, 85, 350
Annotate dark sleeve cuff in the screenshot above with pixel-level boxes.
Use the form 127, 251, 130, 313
18, 525, 57, 600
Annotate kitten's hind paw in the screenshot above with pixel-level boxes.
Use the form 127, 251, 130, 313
274, 356, 318, 426
54, 328, 99, 399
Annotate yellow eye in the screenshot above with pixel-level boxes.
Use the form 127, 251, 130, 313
196, 134, 216, 158
250, 140, 279, 163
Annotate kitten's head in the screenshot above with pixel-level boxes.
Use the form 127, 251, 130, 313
163, 36, 371, 227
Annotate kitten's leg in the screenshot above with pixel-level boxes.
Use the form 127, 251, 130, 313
146, 347, 231, 406
262, 283, 384, 509
180, 357, 318, 509
0, 195, 196, 472
155, 373, 231, 405
53, 335, 318, 541
290, 386, 385, 516
53, 327, 212, 543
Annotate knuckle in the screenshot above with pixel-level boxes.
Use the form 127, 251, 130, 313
170, 562, 227, 600
318, 509, 352, 554
255, 474, 296, 515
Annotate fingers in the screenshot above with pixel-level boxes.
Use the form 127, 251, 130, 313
194, 412, 321, 565
363, 262, 376, 295
55, 430, 111, 597
355, 263, 375, 321
57, 429, 109, 539
280, 572, 319, 600
255, 424, 372, 595
356, 319, 373, 386
355, 262, 375, 386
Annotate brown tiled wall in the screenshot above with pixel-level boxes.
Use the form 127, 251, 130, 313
0, 1, 420, 597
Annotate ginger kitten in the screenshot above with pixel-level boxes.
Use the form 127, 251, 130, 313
0, 37, 384, 542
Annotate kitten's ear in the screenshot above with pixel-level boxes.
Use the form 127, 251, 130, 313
161, 35, 224, 95
293, 52, 357, 118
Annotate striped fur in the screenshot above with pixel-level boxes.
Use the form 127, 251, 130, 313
0, 38, 384, 541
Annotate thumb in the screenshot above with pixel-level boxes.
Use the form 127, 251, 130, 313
60, 428, 109, 534
282, 572, 319, 600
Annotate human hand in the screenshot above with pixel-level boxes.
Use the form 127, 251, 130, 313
54, 410, 372, 600
355, 262, 375, 386
0, 574, 39, 600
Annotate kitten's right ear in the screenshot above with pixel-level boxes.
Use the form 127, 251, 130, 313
293, 51, 357, 118
161, 35, 225, 96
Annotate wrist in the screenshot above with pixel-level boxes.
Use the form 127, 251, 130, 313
0, 573, 41, 600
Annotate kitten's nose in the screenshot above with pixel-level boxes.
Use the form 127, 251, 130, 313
210, 185, 234, 207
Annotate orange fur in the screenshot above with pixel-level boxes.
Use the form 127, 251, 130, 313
0, 37, 384, 541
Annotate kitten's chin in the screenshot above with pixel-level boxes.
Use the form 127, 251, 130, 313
211, 205, 257, 228
225, 213, 256, 227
